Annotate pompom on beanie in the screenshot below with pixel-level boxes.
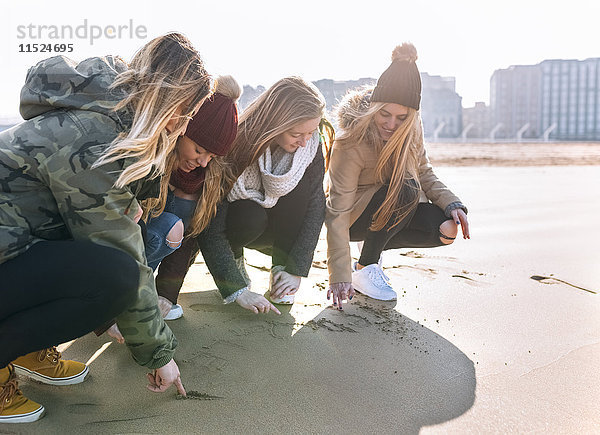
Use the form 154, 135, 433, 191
371, 43, 422, 110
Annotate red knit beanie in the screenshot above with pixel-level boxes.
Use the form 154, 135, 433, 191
184, 93, 238, 156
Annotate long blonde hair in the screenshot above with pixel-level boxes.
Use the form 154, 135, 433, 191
334, 87, 422, 231
228, 77, 333, 177
93, 33, 211, 190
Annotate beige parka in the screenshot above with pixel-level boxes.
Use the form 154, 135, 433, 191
325, 89, 464, 284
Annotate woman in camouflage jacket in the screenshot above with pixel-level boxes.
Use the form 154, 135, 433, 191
0, 33, 210, 423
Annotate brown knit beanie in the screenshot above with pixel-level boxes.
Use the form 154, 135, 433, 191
185, 92, 238, 156
371, 43, 421, 110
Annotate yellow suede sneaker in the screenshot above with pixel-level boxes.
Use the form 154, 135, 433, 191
0, 365, 45, 423
12, 347, 88, 386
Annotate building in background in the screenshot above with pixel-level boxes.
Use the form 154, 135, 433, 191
490, 65, 541, 139
313, 78, 376, 113
540, 58, 600, 140
462, 102, 491, 139
420, 73, 462, 139
490, 58, 600, 140
238, 58, 600, 142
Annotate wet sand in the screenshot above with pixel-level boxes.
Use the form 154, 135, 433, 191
3, 144, 599, 434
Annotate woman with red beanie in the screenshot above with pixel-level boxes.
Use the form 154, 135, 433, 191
144, 75, 241, 319
154, 77, 335, 316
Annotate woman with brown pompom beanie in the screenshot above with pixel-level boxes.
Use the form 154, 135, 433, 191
325, 43, 471, 307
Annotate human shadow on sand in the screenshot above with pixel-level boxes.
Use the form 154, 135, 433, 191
9, 289, 475, 435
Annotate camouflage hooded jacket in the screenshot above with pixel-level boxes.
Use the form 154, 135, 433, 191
0, 56, 176, 369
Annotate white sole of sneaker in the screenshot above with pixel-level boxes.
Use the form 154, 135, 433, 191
268, 294, 295, 305
353, 286, 397, 301
0, 405, 45, 423
269, 298, 295, 305
13, 364, 89, 386
164, 304, 183, 321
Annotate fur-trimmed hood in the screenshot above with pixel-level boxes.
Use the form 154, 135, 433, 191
335, 85, 425, 137
335, 86, 374, 130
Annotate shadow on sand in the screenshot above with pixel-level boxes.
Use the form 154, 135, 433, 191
6, 289, 475, 435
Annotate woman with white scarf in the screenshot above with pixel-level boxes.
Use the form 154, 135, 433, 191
154, 77, 334, 314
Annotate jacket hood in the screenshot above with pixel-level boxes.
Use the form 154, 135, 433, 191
19, 55, 130, 127
336, 86, 374, 130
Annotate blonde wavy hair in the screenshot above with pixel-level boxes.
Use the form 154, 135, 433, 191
93, 32, 211, 192
334, 87, 423, 231
227, 76, 334, 177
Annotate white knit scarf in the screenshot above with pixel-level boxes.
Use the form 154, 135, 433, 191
228, 132, 320, 208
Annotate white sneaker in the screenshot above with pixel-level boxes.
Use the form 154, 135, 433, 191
269, 293, 295, 304
352, 264, 397, 301
353, 260, 389, 281
164, 304, 183, 320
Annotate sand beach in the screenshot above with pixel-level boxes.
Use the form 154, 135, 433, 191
2, 142, 599, 434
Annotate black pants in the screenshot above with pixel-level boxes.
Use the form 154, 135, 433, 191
226, 179, 311, 266
350, 184, 450, 266
0, 241, 139, 367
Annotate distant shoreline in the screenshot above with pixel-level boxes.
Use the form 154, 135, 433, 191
2, 121, 598, 166
427, 142, 600, 166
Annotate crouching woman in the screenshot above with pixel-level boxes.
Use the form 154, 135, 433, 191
325, 43, 470, 307
155, 77, 334, 314
0, 33, 210, 422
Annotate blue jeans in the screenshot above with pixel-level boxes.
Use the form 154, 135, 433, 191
145, 189, 196, 270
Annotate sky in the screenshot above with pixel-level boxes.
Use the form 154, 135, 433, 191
1, 0, 599, 119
